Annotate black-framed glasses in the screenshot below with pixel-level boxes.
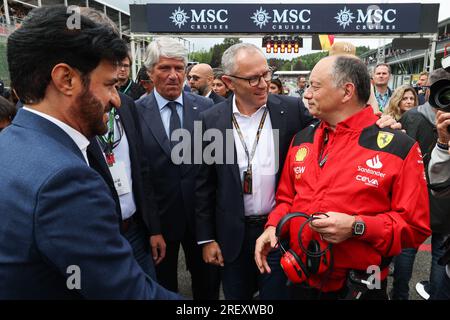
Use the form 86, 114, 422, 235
228, 70, 272, 87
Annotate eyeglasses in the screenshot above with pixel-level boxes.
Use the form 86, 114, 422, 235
119, 64, 130, 69
187, 75, 200, 81
228, 70, 272, 87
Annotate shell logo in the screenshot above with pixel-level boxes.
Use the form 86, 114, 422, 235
295, 147, 308, 162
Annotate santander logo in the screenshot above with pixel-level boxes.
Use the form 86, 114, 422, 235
366, 155, 383, 169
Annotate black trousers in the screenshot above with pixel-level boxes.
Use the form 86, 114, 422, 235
155, 230, 221, 300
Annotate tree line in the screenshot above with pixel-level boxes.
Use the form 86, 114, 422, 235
189, 38, 371, 72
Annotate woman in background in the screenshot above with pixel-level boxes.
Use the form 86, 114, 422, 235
212, 71, 232, 98
384, 85, 418, 120
269, 77, 284, 95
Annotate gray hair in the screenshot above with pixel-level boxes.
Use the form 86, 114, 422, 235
221, 43, 264, 75
144, 37, 188, 70
331, 56, 371, 105
428, 68, 450, 86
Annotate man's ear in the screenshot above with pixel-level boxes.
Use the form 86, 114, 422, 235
342, 82, 355, 103
221, 75, 234, 91
50, 63, 81, 97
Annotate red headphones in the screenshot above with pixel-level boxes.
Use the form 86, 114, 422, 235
275, 212, 333, 284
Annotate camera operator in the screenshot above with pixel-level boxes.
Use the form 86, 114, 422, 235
428, 111, 450, 300
391, 69, 450, 300
428, 70, 450, 299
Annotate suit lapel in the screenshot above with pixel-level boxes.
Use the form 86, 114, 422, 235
221, 99, 242, 190
267, 95, 287, 137
267, 95, 288, 182
140, 93, 172, 158
87, 138, 114, 186
180, 93, 197, 176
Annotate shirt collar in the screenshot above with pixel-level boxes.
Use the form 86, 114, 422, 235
232, 95, 267, 117
321, 106, 378, 131
154, 89, 183, 111
23, 106, 90, 154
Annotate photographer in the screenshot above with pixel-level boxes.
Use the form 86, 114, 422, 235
429, 111, 450, 300
391, 69, 450, 300
427, 66, 450, 299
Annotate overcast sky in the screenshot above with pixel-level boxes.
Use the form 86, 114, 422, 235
107, 0, 450, 59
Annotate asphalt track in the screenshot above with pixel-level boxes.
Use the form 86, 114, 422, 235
176, 237, 433, 300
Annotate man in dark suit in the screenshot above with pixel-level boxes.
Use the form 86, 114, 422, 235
0, 6, 178, 299
81, 7, 163, 280
188, 63, 225, 105
87, 93, 164, 280
195, 43, 313, 300
136, 37, 219, 299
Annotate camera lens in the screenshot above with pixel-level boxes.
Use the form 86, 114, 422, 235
439, 87, 450, 106
430, 79, 450, 111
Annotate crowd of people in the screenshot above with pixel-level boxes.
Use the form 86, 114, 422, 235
0, 6, 449, 301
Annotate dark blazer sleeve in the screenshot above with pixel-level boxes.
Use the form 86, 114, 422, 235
123, 95, 162, 235
195, 110, 218, 242
34, 165, 179, 299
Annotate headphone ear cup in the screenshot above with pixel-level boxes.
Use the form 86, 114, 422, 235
280, 249, 309, 283
306, 240, 321, 274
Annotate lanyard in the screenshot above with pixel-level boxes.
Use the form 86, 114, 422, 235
121, 79, 132, 95
232, 108, 269, 171
98, 108, 122, 166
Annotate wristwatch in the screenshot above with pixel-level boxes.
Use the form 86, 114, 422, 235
352, 216, 366, 236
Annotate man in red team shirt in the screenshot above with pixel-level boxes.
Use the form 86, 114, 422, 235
255, 55, 431, 299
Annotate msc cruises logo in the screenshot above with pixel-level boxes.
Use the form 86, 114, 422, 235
335, 7, 355, 29
170, 7, 190, 28
251, 7, 271, 29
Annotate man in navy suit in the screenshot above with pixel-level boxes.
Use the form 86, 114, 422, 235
0, 6, 179, 299
136, 37, 220, 299
81, 7, 161, 281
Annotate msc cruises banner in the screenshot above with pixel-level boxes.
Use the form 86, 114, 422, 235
130, 3, 431, 34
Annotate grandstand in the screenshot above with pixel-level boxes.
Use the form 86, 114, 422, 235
0, 0, 137, 85
360, 17, 450, 89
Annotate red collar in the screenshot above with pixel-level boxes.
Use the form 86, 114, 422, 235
320, 106, 378, 132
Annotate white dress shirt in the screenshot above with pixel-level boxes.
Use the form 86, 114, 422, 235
23, 107, 90, 164
100, 116, 136, 221
153, 89, 184, 138
232, 95, 276, 216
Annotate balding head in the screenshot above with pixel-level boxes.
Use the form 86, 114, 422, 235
188, 63, 214, 96
305, 55, 371, 125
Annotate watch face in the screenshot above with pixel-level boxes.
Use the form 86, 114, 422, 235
354, 222, 365, 235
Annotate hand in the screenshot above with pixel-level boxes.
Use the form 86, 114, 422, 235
202, 241, 224, 267
309, 212, 355, 244
254, 226, 277, 274
375, 112, 402, 131
436, 110, 450, 151
150, 234, 166, 265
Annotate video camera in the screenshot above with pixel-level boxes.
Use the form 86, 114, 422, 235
429, 45, 450, 113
